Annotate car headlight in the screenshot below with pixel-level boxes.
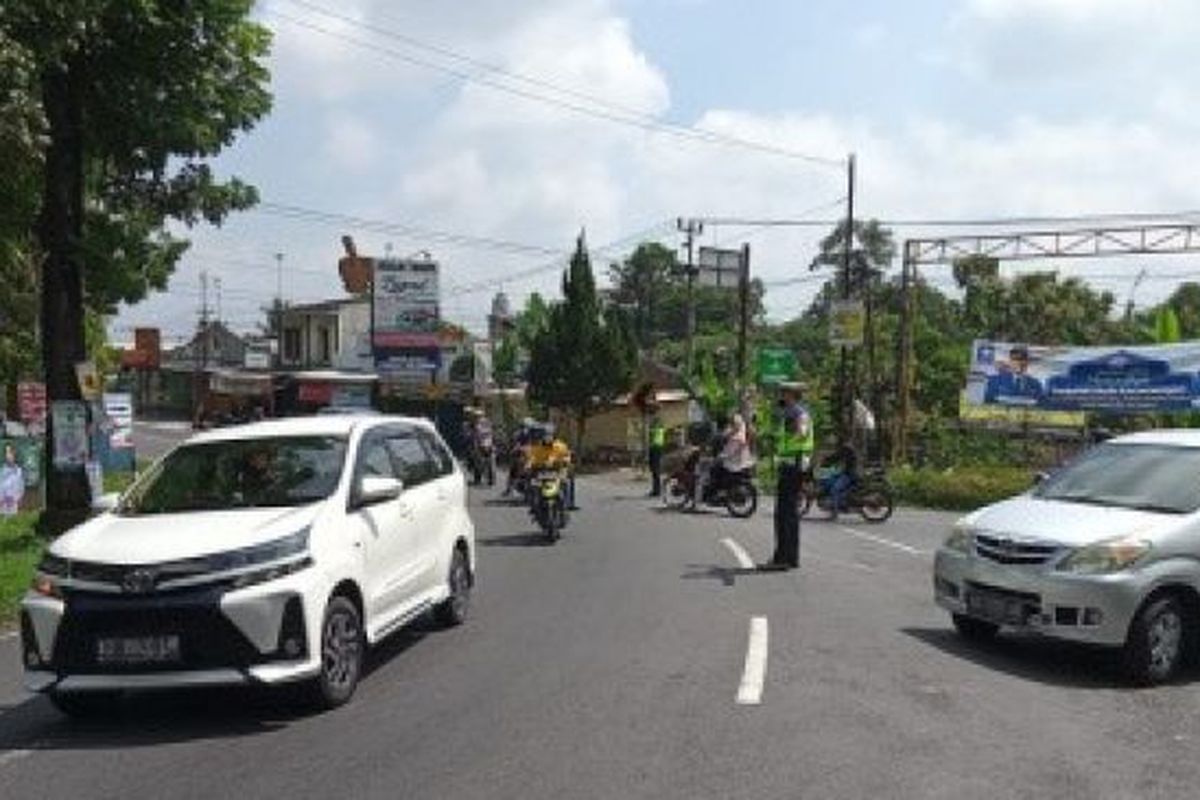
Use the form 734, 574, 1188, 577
1056, 537, 1151, 575
943, 526, 973, 553
209, 528, 311, 572
30, 553, 68, 598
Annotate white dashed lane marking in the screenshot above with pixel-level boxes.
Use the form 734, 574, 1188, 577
720, 537, 756, 570
736, 616, 769, 706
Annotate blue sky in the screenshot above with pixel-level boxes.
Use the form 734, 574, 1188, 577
115, 0, 1200, 343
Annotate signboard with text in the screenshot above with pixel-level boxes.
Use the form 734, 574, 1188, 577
17, 382, 47, 427
756, 348, 797, 385
829, 300, 865, 347
966, 339, 1200, 413
696, 247, 743, 289
373, 258, 440, 377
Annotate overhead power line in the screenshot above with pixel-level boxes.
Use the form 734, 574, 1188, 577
700, 209, 1200, 229
266, 7, 845, 169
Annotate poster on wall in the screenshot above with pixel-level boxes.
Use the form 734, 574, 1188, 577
51, 400, 89, 468
965, 340, 1200, 413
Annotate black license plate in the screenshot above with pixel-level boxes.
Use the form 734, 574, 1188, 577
966, 590, 1028, 625
96, 635, 182, 665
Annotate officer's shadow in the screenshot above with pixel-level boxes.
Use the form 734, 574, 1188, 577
680, 563, 765, 587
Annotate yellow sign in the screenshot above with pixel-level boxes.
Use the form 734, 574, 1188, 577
423, 382, 446, 400
74, 361, 101, 401
958, 393, 1085, 429
829, 300, 865, 347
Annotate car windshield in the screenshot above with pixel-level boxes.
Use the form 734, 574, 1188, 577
118, 436, 348, 515
1034, 443, 1200, 514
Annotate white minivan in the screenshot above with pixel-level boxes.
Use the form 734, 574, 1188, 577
20, 415, 475, 715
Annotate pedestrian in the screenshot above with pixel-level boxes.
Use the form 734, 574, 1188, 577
761, 383, 813, 571
0, 443, 25, 516
647, 413, 665, 497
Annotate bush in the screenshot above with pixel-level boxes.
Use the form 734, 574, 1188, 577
0, 513, 42, 624
891, 464, 1034, 511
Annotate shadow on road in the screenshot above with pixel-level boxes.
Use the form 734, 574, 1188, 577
680, 564, 770, 587
899, 626, 1180, 690
0, 617, 443, 752
478, 532, 552, 548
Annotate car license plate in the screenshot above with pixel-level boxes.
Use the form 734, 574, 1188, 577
96, 635, 182, 665
966, 590, 1026, 625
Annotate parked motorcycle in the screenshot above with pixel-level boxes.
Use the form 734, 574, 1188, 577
663, 449, 758, 518
530, 468, 569, 541
798, 466, 894, 523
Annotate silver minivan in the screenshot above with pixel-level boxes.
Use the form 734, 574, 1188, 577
934, 430, 1200, 685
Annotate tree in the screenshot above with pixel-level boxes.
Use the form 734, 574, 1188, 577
527, 233, 636, 453
3, 1, 272, 518
1154, 306, 1182, 344
1161, 283, 1200, 340
607, 242, 677, 351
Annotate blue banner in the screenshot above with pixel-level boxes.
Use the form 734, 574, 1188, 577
966, 340, 1200, 413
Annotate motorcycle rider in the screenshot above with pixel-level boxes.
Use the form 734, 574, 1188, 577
819, 440, 859, 518
525, 423, 578, 510
503, 417, 536, 497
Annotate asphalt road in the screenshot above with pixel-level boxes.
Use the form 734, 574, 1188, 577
3, 476, 1200, 799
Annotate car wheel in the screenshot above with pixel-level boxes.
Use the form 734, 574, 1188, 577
48, 690, 122, 718
436, 548, 472, 627
307, 595, 365, 709
1123, 595, 1188, 686
952, 613, 999, 642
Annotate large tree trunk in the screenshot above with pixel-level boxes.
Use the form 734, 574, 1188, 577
37, 61, 91, 529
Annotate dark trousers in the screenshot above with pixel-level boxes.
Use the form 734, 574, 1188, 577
773, 461, 802, 566
648, 446, 663, 495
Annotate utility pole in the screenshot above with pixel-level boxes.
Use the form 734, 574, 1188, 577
736, 243, 751, 400
213, 277, 222, 325
194, 270, 211, 422
894, 241, 916, 464
838, 153, 856, 444
274, 252, 284, 368
676, 217, 703, 380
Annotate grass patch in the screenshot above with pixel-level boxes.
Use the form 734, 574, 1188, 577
891, 464, 1034, 511
0, 513, 42, 625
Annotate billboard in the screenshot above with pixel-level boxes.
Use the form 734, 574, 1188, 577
966, 339, 1200, 413
373, 257, 441, 377
829, 300, 865, 347
696, 247, 743, 289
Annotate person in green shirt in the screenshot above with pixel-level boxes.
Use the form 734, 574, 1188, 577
647, 414, 666, 497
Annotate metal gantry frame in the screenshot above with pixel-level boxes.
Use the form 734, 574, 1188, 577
892, 222, 1200, 461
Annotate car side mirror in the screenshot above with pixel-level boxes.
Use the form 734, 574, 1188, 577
357, 475, 403, 507
1032, 471, 1050, 487
92, 492, 121, 513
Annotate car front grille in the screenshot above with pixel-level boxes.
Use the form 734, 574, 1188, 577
53, 586, 264, 674
974, 533, 1061, 566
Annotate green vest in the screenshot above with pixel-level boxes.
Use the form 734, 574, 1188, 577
649, 423, 666, 449
777, 406, 814, 458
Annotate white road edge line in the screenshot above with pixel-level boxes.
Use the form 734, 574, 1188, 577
0, 749, 32, 768
838, 525, 927, 557
737, 616, 769, 706
720, 537, 755, 570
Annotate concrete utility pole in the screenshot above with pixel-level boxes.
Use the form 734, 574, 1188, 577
676, 217, 704, 379
274, 252, 284, 368
195, 270, 211, 421
838, 153, 856, 444
736, 243, 751, 399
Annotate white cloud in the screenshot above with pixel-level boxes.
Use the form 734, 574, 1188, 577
323, 115, 382, 171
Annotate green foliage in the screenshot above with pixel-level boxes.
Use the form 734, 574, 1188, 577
527, 234, 636, 447
891, 465, 1034, 511
1154, 306, 1182, 344
0, 513, 42, 624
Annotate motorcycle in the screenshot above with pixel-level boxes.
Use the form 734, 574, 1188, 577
663, 449, 758, 518
529, 468, 569, 541
798, 466, 894, 523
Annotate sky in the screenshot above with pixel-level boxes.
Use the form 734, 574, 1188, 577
114, 0, 1200, 344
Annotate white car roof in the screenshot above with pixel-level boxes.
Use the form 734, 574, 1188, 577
187, 414, 434, 445
1109, 429, 1200, 448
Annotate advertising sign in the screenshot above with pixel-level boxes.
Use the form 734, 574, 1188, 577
966, 339, 1200, 413
829, 300, 865, 347
373, 257, 440, 378
51, 400, 88, 468
696, 247, 743, 289
17, 382, 47, 426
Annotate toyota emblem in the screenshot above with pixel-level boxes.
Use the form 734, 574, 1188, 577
122, 568, 158, 594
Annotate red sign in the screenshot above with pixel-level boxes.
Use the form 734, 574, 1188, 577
373, 331, 441, 349
133, 327, 161, 369
298, 382, 333, 405
17, 382, 47, 425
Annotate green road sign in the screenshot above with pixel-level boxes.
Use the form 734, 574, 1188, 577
756, 348, 797, 385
